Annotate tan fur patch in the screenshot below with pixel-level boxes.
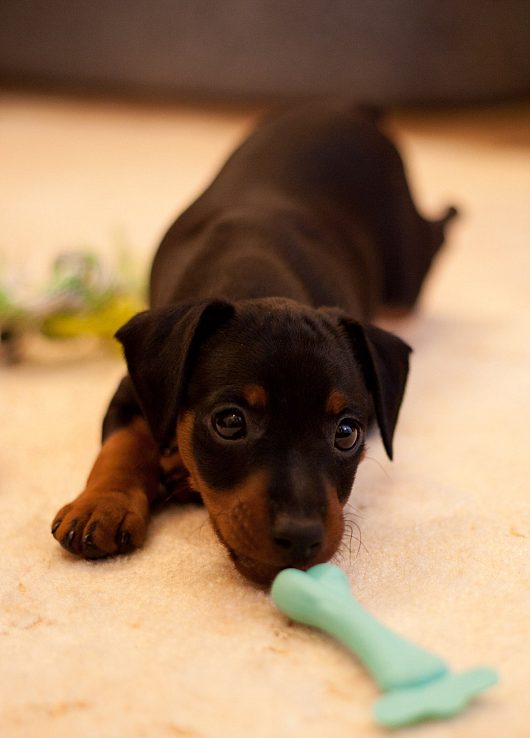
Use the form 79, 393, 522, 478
176, 411, 202, 493
51, 416, 160, 556
316, 481, 345, 563
242, 384, 267, 410
159, 445, 197, 503
326, 390, 348, 415
86, 416, 159, 502
177, 412, 274, 557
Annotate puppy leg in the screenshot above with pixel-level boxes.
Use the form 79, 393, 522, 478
51, 378, 160, 559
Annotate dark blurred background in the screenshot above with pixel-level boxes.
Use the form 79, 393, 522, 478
1, 0, 528, 105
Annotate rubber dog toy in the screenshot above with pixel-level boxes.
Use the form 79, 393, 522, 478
271, 564, 497, 728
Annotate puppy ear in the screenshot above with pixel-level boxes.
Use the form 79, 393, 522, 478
115, 299, 234, 450
342, 320, 412, 460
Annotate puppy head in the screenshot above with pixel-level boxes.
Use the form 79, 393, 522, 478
116, 298, 411, 584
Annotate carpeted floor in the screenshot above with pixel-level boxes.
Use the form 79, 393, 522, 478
1, 93, 529, 738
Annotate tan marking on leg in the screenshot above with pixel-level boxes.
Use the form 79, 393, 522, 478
52, 417, 160, 557
159, 446, 197, 503
86, 417, 160, 501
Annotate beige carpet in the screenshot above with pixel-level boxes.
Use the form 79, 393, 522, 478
1, 93, 529, 738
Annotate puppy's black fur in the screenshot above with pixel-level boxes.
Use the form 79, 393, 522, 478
52, 101, 457, 583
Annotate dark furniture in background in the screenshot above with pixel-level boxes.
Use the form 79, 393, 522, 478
1, 1, 528, 104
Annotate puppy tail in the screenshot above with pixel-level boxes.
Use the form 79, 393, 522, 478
431, 205, 459, 246
439, 205, 459, 226
357, 104, 386, 125
414, 204, 459, 279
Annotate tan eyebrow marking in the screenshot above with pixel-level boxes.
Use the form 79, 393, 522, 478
242, 384, 268, 410
326, 390, 348, 415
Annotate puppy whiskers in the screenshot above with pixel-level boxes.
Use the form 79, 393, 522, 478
342, 511, 368, 559
363, 454, 391, 479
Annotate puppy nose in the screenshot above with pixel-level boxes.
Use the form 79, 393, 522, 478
272, 516, 324, 564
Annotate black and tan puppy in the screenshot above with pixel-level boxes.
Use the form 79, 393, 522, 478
51, 101, 457, 583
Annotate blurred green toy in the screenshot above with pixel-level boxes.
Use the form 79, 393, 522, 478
0, 250, 145, 360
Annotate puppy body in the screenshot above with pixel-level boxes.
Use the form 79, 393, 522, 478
151, 102, 453, 316
52, 102, 457, 583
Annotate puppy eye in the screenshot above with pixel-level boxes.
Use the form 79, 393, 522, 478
334, 418, 361, 451
212, 408, 247, 440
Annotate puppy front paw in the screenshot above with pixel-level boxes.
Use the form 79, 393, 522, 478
51, 489, 149, 559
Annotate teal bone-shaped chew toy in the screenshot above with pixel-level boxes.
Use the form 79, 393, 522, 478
271, 564, 498, 728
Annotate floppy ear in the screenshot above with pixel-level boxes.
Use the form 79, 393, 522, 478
115, 299, 234, 450
342, 320, 412, 460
